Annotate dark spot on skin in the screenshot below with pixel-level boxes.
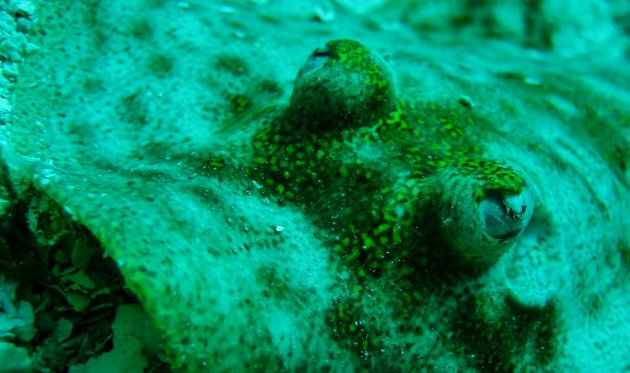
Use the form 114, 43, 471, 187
117, 91, 148, 125
147, 53, 174, 76
129, 18, 153, 40
214, 54, 249, 76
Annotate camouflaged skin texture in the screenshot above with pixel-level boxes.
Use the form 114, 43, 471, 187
232, 39, 537, 363
4, 1, 629, 371
252, 39, 533, 276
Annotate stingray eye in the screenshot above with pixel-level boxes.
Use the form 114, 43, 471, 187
430, 160, 534, 271
296, 46, 332, 78
288, 39, 396, 131
479, 189, 534, 239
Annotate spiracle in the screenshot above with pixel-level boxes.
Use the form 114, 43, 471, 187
288, 39, 396, 131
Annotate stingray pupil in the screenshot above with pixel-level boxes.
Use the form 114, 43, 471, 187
296, 46, 331, 78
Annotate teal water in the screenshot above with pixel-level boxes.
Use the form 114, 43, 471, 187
0, 1, 629, 372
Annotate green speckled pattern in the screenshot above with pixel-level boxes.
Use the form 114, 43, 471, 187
247, 40, 535, 355
2, 2, 629, 372
457, 158, 526, 201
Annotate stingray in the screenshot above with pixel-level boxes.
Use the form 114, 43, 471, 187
1, 1, 628, 372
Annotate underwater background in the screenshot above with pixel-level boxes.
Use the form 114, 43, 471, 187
0, 0, 629, 372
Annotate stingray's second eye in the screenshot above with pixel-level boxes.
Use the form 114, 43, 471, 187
288, 39, 396, 131
429, 160, 534, 271
480, 190, 533, 240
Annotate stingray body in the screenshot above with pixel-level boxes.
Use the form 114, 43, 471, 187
2, 2, 629, 372
204, 39, 538, 362
244, 39, 533, 279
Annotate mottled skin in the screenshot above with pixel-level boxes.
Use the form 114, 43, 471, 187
216, 39, 534, 357
248, 39, 531, 273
